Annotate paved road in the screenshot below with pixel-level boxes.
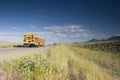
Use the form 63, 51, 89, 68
0, 46, 52, 61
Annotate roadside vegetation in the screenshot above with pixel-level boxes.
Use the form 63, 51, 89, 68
73, 40, 120, 53
0, 43, 13, 48
0, 41, 19, 48
0, 44, 120, 80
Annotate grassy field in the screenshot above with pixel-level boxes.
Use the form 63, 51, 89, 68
0, 45, 120, 80
73, 40, 120, 53
0, 41, 19, 48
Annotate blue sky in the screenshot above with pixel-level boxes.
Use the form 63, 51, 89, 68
0, 0, 120, 44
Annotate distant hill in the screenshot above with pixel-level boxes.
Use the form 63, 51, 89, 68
88, 39, 100, 42
88, 36, 120, 42
107, 36, 120, 40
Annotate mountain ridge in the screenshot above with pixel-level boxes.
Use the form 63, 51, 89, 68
88, 36, 120, 42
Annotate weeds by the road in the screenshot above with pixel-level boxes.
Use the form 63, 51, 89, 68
72, 40, 120, 53
70, 46, 120, 76
0, 45, 119, 80
0, 41, 21, 48
0, 45, 13, 48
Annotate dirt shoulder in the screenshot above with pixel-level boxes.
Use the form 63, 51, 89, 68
0, 46, 52, 62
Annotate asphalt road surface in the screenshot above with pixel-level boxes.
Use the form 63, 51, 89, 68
0, 46, 52, 61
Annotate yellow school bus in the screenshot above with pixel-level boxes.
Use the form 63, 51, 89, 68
23, 33, 45, 47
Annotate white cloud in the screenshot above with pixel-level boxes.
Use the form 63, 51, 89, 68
44, 25, 89, 38
0, 31, 53, 43
0, 32, 24, 35
11, 27, 19, 30
43, 25, 117, 42
26, 31, 53, 35
44, 25, 63, 29
57, 33, 67, 37
30, 25, 36, 29
115, 34, 120, 36
0, 31, 52, 36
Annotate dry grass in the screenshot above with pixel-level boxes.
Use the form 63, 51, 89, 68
0, 45, 119, 80
0, 41, 20, 48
